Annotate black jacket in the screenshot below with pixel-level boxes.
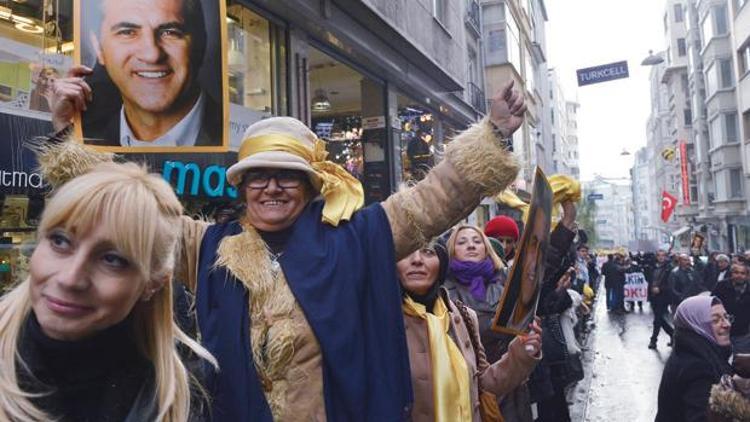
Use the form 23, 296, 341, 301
17, 313, 158, 422
650, 262, 674, 305
669, 267, 707, 304
712, 280, 750, 338
656, 329, 733, 422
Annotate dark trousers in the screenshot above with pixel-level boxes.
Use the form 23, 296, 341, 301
650, 302, 674, 342
536, 387, 571, 422
606, 287, 614, 309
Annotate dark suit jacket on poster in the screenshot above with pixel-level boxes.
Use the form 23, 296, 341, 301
83, 93, 222, 147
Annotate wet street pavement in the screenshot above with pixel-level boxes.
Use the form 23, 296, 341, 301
571, 293, 670, 421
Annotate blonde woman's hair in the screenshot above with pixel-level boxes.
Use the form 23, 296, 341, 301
0, 162, 216, 421
446, 224, 505, 271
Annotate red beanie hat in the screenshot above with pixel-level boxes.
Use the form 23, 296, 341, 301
484, 216, 519, 241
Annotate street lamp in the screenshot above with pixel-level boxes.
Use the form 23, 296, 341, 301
641, 50, 664, 66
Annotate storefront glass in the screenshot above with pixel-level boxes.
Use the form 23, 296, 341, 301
309, 47, 387, 201
0, 1, 288, 288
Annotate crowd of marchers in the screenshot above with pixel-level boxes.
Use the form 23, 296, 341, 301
0, 55, 613, 422
596, 246, 750, 421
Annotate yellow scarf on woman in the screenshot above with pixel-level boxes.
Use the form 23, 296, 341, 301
403, 296, 472, 422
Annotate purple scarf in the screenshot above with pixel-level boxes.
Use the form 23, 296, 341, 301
449, 257, 497, 300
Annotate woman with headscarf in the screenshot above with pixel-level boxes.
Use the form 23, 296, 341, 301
397, 240, 541, 421
656, 295, 734, 422
47, 67, 527, 421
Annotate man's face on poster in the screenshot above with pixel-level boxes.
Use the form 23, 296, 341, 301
520, 209, 548, 305
93, 0, 195, 115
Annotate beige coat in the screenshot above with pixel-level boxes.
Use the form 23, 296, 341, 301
404, 291, 539, 422
41, 118, 519, 421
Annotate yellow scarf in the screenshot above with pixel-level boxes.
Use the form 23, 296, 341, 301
403, 296, 472, 422
496, 174, 581, 226
238, 134, 365, 226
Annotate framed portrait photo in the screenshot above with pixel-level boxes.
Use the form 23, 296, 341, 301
492, 167, 553, 336
73, 0, 229, 152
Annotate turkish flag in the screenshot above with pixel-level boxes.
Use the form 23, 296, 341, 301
661, 190, 678, 222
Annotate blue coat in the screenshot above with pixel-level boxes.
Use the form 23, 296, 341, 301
195, 201, 413, 421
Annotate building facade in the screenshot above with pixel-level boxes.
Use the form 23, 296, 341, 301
481, 0, 551, 187
0, 0, 489, 285
584, 177, 635, 249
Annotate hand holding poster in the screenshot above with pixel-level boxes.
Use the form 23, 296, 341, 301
624, 272, 649, 302
492, 167, 553, 336
73, 0, 228, 152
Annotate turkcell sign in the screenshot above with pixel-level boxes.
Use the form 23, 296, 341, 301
576, 61, 629, 87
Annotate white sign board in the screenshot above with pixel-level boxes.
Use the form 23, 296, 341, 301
624, 272, 649, 302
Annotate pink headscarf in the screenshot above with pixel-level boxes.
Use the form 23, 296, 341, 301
674, 295, 723, 345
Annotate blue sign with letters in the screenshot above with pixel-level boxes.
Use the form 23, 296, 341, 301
587, 193, 604, 201
576, 61, 629, 86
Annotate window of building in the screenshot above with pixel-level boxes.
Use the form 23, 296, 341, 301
524, 47, 535, 94
739, 44, 750, 76
730, 168, 743, 198
720, 58, 734, 88
715, 4, 729, 35
483, 3, 505, 24
710, 116, 722, 148
677, 38, 687, 56
433, 0, 448, 25
743, 110, 750, 141
506, 14, 522, 72
684, 108, 693, 126
674, 4, 684, 22
725, 112, 739, 143
702, 5, 729, 43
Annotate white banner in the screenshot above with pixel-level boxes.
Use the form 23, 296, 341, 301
624, 272, 649, 302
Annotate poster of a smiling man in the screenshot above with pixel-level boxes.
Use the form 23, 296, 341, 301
74, 0, 228, 152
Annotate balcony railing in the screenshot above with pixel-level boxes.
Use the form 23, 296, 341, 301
465, 0, 481, 37
469, 82, 486, 112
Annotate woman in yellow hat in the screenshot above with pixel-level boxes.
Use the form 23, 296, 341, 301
46, 66, 526, 421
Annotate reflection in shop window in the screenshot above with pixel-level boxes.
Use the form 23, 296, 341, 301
0, 0, 73, 115
226, 3, 287, 148
398, 93, 436, 182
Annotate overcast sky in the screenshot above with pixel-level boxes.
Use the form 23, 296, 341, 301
545, 0, 667, 181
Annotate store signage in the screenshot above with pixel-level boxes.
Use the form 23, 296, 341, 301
362, 116, 386, 130
576, 61, 629, 86
0, 170, 43, 189
679, 141, 690, 205
161, 161, 238, 199
587, 193, 604, 201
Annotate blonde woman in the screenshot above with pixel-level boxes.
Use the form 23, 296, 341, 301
0, 162, 215, 421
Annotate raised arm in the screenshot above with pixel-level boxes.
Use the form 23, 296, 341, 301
383, 81, 525, 260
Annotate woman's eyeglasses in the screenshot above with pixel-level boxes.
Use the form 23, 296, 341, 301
711, 314, 735, 325
243, 170, 307, 189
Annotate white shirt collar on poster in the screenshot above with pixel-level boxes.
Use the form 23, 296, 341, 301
119, 93, 205, 147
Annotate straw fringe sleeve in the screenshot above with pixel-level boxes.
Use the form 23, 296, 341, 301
709, 380, 750, 421
382, 117, 520, 260
29, 134, 114, 189
28, 129, 209, 292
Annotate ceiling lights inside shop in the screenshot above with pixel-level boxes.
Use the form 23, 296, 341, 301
311, 88, 332, 112
0, 5, 43, 33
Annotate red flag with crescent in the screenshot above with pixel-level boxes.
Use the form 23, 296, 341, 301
661, 190, 677, 222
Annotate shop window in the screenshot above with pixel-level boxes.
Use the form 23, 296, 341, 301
226, 4, 287, 147
398, 94, 436, 183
